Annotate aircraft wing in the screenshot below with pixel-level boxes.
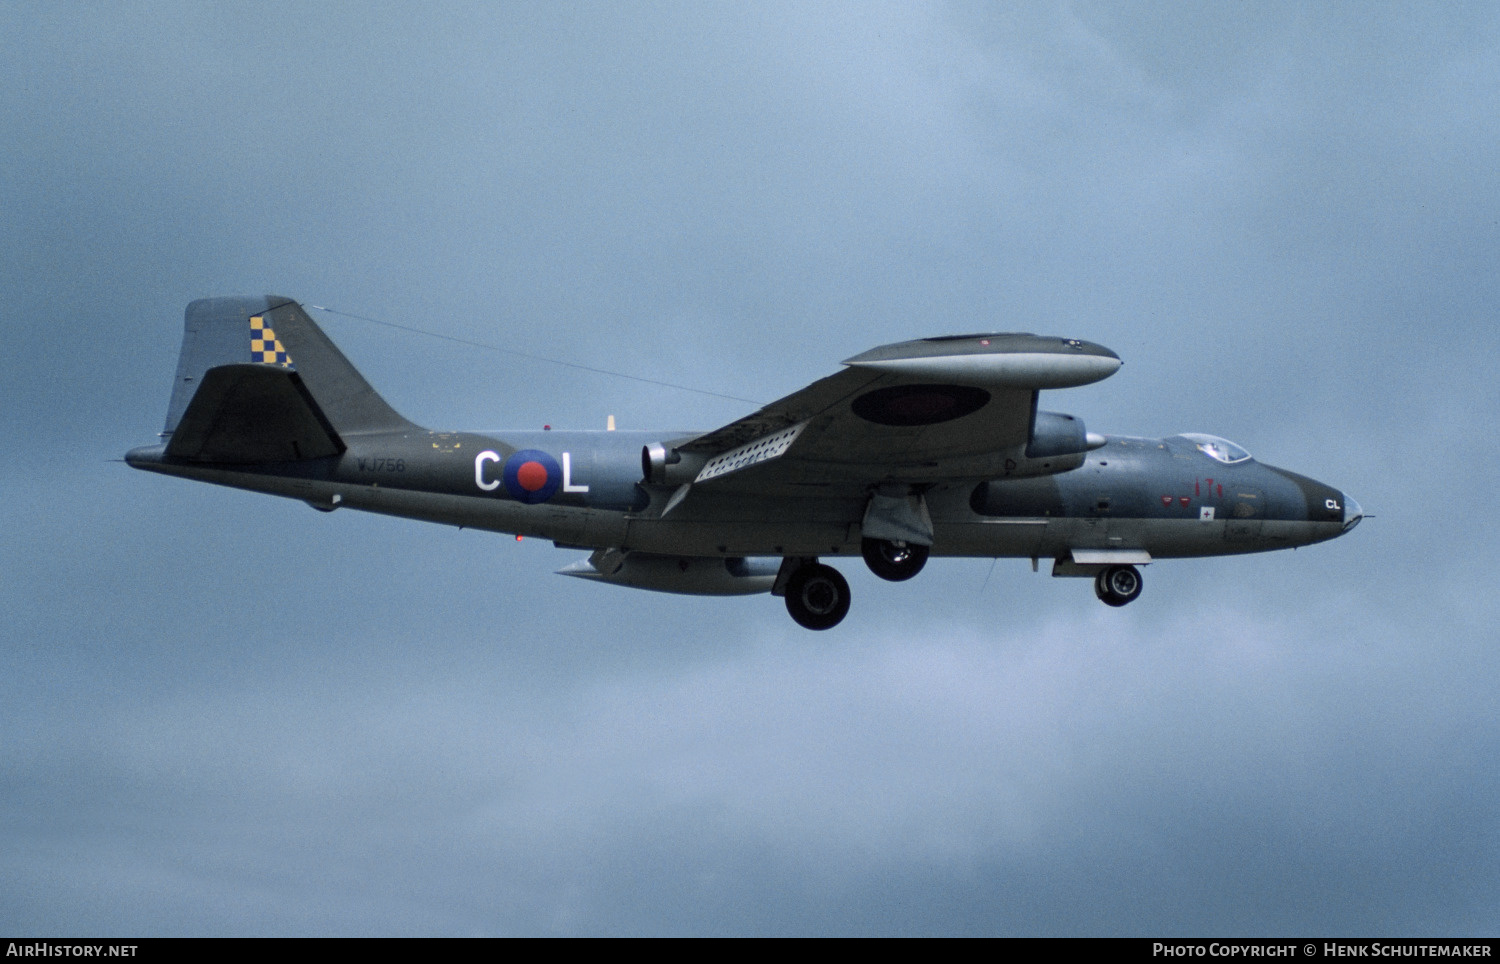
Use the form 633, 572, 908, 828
673, 333, 1121, 492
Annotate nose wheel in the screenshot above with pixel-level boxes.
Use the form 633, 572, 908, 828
861, 538, 929, 581
1094, 564, 1143, 607
784, 563, 851, 630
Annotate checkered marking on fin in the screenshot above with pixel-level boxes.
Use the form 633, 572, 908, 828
249, 315, 292, 367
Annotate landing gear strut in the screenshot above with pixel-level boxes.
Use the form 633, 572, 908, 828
783, 563, 851, 630
1094, 564, 1143, 607
861, 538, 929, 582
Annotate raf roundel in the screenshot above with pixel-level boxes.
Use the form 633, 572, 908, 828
502, 449, 562, 504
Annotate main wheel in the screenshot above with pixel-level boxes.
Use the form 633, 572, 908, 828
1094, 564, 1143, 607
784, 563, 852, 630
861, 538, 929, 582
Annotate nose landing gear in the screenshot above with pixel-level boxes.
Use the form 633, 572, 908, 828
1094, 564, 1143, 607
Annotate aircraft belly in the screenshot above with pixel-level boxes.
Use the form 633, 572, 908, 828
929, 520, 1048, 556
928, 516, 1334, 560
623, 490, 865, 556
132, 456, 627, 543
343, 487, 634, 546
1059, 518, 1340, 558
624, 519, 860, 557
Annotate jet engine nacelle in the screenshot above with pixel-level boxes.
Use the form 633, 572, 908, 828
557, 550, 778, 596
642, 443, 707, 486
998, 410, 1107, 478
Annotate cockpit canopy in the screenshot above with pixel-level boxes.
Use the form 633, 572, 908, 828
1176, 433, 1253, 464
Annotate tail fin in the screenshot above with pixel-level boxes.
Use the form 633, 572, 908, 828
159, 296, 418, 461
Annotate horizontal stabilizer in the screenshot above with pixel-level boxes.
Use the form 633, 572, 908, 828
165, 364, 345, 463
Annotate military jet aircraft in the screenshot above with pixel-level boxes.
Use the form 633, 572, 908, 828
127, 296, 1362, 630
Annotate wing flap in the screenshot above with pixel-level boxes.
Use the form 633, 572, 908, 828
165, 363, 345, 463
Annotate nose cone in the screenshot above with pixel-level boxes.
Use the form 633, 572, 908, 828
1342, 493, 1364, 532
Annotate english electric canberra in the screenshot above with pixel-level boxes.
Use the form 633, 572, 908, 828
128, 297, 1362, 629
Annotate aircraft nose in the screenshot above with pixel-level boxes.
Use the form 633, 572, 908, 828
1342, 493, 1364, 532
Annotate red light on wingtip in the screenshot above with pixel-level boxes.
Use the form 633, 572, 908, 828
516, 534, 523, 541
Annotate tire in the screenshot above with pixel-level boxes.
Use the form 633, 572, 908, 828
861, 538, 930, 582
1094, 564, 1143, 607
784, 563, 852, 630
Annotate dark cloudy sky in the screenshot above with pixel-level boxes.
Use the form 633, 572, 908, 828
3, 1, 1497, 936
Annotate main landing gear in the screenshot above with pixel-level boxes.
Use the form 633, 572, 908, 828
1094, 564, 1143, 607
782, 562, 852, 631
779, 539, 929, 630
861, 538, 929, 581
